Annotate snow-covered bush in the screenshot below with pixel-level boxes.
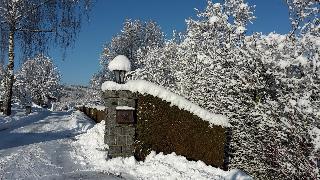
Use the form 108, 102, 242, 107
15, 54, 61, 106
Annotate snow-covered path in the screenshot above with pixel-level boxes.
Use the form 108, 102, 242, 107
0, 107, 119, 180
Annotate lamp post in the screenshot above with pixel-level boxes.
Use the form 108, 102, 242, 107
108, 55, 131, 84
113, 70, 126, 84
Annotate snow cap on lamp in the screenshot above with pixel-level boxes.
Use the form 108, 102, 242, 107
108, 55, 131, 84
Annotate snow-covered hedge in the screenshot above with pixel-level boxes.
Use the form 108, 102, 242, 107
102, 80, 229, 128
134, 94, 229, 169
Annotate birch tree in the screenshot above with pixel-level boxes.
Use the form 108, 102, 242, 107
0, 0, 91, 115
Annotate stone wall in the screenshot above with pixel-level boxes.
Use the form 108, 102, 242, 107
102, 90, 229, 169
103, 90, 137, 158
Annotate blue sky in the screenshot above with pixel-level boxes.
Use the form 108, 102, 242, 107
52, 0, 291, 85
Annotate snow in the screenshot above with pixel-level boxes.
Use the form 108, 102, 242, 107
236, 26, 246, 34
209, 15, 220, 24
239, 3, 248, 9
295, 55, 308, 66
116, 106, 135, 110
0, 105, 249, 179
108, 55, 131, 72
84, 104, 106, 111
72, 121, 252, 179
278, 60, 290, 69
0, 105, 118, 179
310, 127, 320, 150
213, 3, 221, 8
101, 80, 230, 127
71, 121, 109, 167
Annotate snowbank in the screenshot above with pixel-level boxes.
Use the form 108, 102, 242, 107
72, 122, 251, 179
108, 55, 131, 72
104, 152, 230, 179
101, 80, 230, 127
71, 120, 108, 167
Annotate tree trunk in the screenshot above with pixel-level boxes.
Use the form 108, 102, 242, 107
3, 30, 15, 116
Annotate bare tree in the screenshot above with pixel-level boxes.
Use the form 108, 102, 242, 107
0, 0, 92, 115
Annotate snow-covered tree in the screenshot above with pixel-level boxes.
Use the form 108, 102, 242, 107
90, 69, 112, 90
53, 84, 102, 111
15, 54, 61, 106
92, 19, 165, 88
127, 0, 319, 178
129, 41, 179, 91
100, 19, 165, 71
0, 0, 92, 115
285, 0, 319, 36
174, 0, 255, 105
231, 32, 320, 179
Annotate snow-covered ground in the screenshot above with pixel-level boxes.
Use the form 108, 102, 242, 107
0, 104, 251, 180
0, 104, 119, 179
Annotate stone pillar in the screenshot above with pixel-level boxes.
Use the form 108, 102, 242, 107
103, 90, 137, 158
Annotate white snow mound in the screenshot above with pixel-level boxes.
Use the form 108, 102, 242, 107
108, 55, 131, 72
71, 120, 108, 167
101, 80, 230, 127
72, 120, 250, 179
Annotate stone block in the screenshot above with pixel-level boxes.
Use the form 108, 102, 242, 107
108, 145, 122, 155
104, 98, 118, 107
118, 90, 138, 99
105, 127, 111, 136
122, 146, 134, 156
126, 135, 134, 146
117, 98, 136, 108
105, 135, 117, 145
108, 127, 118, 136
106, 110, 116, 122
103, 90, 119, 98
117, 126, 124, 135
117, 136, 127, 146
126, 127, 135, 136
